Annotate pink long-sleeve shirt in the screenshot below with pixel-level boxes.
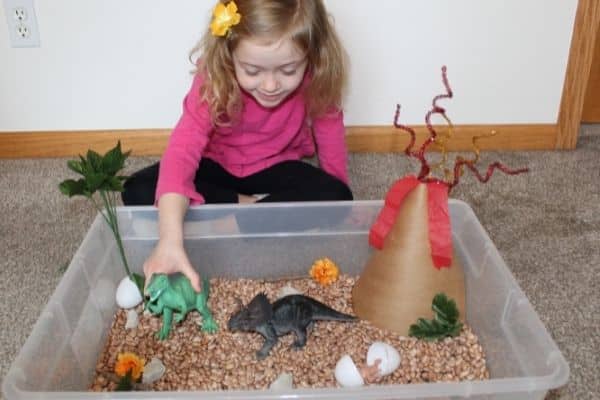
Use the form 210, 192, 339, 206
156, 73, 349, 205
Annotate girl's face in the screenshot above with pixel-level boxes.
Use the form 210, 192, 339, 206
232, 35, 307, 108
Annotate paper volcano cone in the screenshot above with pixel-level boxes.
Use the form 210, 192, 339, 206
352, 182, 465, 334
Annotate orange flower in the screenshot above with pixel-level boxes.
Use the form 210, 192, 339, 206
310, 258, 340, 286
114, 352, 145, 380
210, 1, 241, 37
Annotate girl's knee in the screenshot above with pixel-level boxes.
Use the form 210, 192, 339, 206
331, 180, 353, 201
122, 178, 156, 205
121, 165, 159, 205
317, 177, 353, 201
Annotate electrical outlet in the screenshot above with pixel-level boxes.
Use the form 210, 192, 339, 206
13, 6, 26, 21
13, 5, 27, 21
3, 0, 40, 47
16, 22, 28, 37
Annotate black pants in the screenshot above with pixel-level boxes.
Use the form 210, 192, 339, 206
122, 158, 353, 205
121, 158, 353, 232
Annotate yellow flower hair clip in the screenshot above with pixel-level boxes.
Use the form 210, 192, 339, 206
210, 1, 242, 37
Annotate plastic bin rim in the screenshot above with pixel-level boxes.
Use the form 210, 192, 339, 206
2, 373, 570, 400
116, 198, 470, 212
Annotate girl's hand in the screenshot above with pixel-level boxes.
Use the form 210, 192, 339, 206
238, 193, 258, 203
147, 192, 201, 292
143, 240, 201, 292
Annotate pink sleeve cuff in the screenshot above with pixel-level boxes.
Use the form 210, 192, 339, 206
154, 188, 205, 207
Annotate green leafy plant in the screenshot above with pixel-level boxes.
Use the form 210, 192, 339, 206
59, 141, 144, 294
116, 370, 135, 391
408, 293, 463, 341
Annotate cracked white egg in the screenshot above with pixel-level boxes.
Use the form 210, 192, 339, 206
366, 341, 401, 376
334, 355, 364, 387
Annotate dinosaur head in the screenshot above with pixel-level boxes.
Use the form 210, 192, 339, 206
227, 293, 272, 332
144, 273, 170, 303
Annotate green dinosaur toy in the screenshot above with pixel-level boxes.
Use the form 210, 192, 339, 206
144, 273, 218, 340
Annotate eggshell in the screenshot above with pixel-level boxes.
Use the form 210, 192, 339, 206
142, 357, 166, 384
115, 276, 143, 309
276, 285, 302, 299
334, 355, 364, 387
366, 342, 401, 376
269, 372, 293, 390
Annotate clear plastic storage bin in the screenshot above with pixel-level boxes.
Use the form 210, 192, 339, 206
3, 200, 569, 399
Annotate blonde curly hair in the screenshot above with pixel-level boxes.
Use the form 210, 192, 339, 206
190, 0, 348, 126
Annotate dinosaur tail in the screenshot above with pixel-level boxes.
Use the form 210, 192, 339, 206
309, 298, 357, 321
202, 276, 210, 297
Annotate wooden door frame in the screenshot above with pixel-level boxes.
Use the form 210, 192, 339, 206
556, 0, 600, 149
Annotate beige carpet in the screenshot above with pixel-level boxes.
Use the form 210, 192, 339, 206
1, 125, 599, 399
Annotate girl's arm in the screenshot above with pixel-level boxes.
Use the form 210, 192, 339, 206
143, 193, 201, 292
155, 73, 213, 206
146, 73, 213, 292
312, 109, 349, 184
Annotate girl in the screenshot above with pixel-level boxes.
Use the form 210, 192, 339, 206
123, 0, 352, 291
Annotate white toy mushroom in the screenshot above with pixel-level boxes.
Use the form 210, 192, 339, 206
115, 276, 143, 309
125, 309, 139, 329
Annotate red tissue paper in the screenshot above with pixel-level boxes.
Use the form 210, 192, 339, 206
369, 176, 452, 269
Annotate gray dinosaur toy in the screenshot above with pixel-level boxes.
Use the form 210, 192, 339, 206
227, 293, 356, 359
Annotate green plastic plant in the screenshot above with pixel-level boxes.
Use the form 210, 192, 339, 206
59, 141, 144, 293
408, 293, 463, 341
